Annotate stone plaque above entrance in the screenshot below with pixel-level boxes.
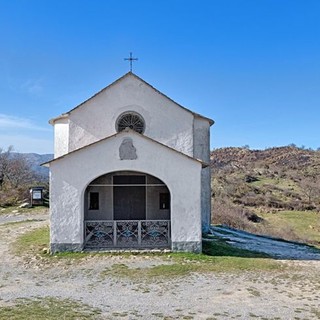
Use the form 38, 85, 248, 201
119, 137, 137, 160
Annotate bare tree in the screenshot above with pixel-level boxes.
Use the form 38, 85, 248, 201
0, 146, 14, 189
0, 146, 37, 206
300, 175, 320, 209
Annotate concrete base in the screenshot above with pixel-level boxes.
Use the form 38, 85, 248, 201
50, 242, 201, 253
172, 241, 202, 253
50, 241, 202, 253
50, 243, 83, 254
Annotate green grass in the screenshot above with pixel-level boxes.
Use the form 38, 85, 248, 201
250, 177, 277, 187
100, 241, 283, 279
250, 177, 298, 190
259, 210, 320, 246
250, 176, 304, 203
100, 254, 282, 280
202, 237, 270, 258
0, 297, 102, 320
12, 225, 283, 277
12, 225, 49, 256
99, 262, 199, 279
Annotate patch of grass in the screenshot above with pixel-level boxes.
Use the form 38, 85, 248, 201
250, 177, 299, 191
100, 262, 198, 279
11, 225, 96, 260
100, 244, 282, 280
13, 226, 283, 278
259, 210, 320, 246
0, 297, 102, 320
202, 237, 270, 258
158, 255, 279, 274
170, 240, 280, 273
250, 177, 277, 187
12, 226, 49, 256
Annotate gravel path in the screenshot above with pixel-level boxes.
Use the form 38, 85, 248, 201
0, 207, 48, 225
0, 219, 320, 319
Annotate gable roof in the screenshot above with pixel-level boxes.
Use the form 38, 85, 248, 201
42, 128, 209, 168
49, 72, 214, 126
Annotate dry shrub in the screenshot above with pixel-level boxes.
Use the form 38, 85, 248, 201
0, 186, 29, 206
256, 220, 311, 244
212, 198, 260, 233
212, 199, 307, 243
240, 193, 266, 207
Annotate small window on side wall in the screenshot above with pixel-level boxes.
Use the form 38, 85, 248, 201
89, 192, 99, 210
159, 193, 170, 210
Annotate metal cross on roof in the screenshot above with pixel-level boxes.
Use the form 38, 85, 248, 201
124, 52, 138, 72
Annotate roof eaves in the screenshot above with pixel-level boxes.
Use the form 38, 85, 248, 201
49, 72, 214, 126
129, 73, 215, 126
41, 128, 208, 168
49, 113, 69, 125
65, 72, 133, 114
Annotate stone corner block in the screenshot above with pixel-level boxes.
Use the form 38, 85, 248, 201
172, 241, 202, 254
50, 243, 83, 254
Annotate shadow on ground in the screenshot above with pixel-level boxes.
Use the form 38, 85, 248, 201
205, 225, 320, 260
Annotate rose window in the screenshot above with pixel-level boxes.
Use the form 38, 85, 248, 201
116, 112, 145, 134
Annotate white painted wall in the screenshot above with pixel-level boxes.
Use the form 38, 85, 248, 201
49, 73, 213, 247
49, 130, 202, 250
53, 118, 69, 158
66, 74, 194, 156
193, 117, 212, 231
84, 186, 113, 220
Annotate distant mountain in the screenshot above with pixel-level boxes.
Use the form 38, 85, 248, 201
14, 153, 54, 180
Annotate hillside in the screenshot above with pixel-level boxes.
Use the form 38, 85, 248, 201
211, 146, 320, 172
210, 146, 320, 245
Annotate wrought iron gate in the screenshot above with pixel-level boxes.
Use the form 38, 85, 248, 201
84, 220, 171, 249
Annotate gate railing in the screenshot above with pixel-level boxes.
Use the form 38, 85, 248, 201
84, 220, 171, 248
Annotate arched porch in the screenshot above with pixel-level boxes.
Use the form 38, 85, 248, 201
83, 171, 171, 249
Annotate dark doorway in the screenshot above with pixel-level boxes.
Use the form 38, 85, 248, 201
113, 175, 146, 220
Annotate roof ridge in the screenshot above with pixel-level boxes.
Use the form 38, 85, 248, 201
49, 72, 214, 126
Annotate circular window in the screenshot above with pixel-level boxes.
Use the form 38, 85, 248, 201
116, 112, 145, 134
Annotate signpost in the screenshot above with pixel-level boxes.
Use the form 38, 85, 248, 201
30, 187, 45, 206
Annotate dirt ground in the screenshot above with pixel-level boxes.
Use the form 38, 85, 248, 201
0, 218, 320, 320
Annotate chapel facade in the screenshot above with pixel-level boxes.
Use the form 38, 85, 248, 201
45, 72, 214, 253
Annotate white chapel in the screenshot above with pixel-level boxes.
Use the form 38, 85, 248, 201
45, 72, 214, 253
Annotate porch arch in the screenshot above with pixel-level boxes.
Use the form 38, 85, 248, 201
83, 170, 171, 249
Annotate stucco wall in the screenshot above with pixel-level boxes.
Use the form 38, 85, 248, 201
84, 186, 113, 220
67, 74, 194, 156
146, 185, 170, 220
53, 118, 69, 158
193, 117, 212, 231
49, 131, 202, 252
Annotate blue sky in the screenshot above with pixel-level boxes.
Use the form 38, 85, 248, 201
0, 0, 319, 154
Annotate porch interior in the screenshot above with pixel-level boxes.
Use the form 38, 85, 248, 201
84, 171, 171, 249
